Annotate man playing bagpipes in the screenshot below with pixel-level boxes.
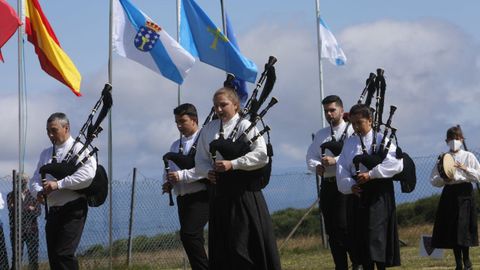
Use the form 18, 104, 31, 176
162, 103, 209, 270
29, 84, 111, 270
29, 112, 96, 270
336, 104, 403, 270
305, 95, 360, 270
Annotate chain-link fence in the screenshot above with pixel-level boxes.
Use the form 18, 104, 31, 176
0, 150, 478, 269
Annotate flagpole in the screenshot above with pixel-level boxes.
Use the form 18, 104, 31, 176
220, 0, 230, 89
315, 0, 325, 128
176, 0, 181, 106
314, 0, 329, 250
220, 0, 227, 34
108, 0, 114, 268
16, 1, 26, 269
18, 0, 25, 176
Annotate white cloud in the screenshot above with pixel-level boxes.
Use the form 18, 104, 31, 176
3, 18, 480, 179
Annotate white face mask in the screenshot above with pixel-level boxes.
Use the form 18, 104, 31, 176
447, 139, 462, 152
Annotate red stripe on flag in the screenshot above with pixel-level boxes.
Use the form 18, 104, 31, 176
27, 0, 60, 45
25, 17, 81, 96
24, 0, 82, 96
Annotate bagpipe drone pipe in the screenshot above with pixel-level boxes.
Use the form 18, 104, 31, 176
39, 84, 112, 211
209, 56, 277, 193
353, 69, 416, 193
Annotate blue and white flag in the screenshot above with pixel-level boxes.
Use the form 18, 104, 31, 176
319, 17, 346, 66
226, 14, 248, 105
180, 0, 257, 83
113, 0, 195, 85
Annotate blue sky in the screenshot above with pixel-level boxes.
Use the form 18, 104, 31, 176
0, 0, 479, 178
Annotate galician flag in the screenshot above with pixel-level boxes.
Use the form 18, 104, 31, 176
113, 0, 195, 85
319, 17, 346, 66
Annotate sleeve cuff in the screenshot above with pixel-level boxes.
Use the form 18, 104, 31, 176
177, 171, 186, 183
56, 180, 64, 190
231, 159, 239, 170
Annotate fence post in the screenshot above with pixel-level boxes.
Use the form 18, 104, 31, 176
279, 198, 319, 251
311, 134, 328, 248
127, 168, 137, 267
12, 170, 23, 270
315, 173, 328, 248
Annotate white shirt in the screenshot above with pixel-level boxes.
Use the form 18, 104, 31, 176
30, 136, 97, 207
306, 120, 354, 177
0, 193, 4, 210
336, 129, 404, 194
430, 149, 480, 187
164, 130, 207, 196
195, 113, 268, 177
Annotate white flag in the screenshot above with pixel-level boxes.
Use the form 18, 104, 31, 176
113, 0, 195, 84
319, 17, 347, 66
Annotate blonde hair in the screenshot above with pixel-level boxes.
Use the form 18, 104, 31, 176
213, 87, 240, 113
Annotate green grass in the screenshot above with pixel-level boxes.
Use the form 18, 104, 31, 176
279, 224, 480, 270
77, 234, 480, 270
28, 223, 477, 269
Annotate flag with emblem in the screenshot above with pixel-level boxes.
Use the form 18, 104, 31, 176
180, 0, 257, 83
113, 0, 195, 85
25, 0, 82, 96
0, 0, 21, 62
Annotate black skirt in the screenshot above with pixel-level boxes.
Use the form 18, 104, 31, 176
432, 182, 479, 248
353, 179, 401, 267
208, 178, 281, 270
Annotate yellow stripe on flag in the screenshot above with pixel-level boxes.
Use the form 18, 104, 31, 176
25, 0, 82, 96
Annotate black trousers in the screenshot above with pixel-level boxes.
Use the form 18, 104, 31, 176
320, 180, 357, 270
45, 198, 88, 270
177, 190, 209, 270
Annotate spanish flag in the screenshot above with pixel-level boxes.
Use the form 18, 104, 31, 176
25, 0, 82, 96
0, 0, 21, 62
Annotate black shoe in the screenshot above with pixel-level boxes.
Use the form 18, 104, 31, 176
463, 259, 473, 270
352, 264, 363, 270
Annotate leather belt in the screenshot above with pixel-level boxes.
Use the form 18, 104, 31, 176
322, 176, 336, 183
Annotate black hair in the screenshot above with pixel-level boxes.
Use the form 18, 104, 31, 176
322, 95, 343, 108
349, 104, 372, 119
173, 103, 198, 123
446, 126, 464, 140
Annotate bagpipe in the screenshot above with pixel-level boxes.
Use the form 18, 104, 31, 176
39, 84, 112, 213
353, 69, 416, 193
320, 119, 350, 158
209, 56, 277, 192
